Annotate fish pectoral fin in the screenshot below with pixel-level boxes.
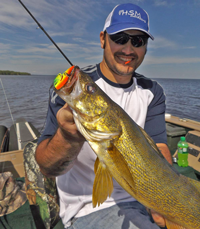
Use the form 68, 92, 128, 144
108, 145, 136, 192
165, 219, 187, 229
93, 157, 113, 208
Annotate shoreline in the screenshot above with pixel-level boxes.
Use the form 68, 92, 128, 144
0, 70, 31, 75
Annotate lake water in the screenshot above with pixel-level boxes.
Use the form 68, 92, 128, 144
156, 78, 200, 123
0, 75, 199, 133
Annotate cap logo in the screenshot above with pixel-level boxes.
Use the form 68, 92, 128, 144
118, 10, 146, 23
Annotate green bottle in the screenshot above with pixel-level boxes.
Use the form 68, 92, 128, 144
177, 136, 189, 167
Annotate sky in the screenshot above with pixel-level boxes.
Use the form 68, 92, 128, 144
0, 0, 200, 78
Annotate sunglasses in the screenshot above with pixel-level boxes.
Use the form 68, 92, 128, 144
109, 32, 149, 47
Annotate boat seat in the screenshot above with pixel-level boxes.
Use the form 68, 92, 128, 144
23, 140, 63, 229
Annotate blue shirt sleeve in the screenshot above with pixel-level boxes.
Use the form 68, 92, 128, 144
144, 81, 167, 144
38, 89, 65, 144
38, 77, 167, 146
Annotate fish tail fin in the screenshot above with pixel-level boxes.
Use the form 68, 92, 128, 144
92, 157, 113, 208
165, 219, 187, 229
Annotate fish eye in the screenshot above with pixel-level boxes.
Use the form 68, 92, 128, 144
85, 83, 96, 94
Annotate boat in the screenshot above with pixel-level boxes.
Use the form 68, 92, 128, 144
165, 114, 200, 180
0, 118, 63, 229
0, 118, 39, 178
0, 115, 200, 228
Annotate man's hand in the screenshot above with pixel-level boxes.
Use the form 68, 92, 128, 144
149, 209, 166, 228
36, 103, 85, 177
56, 103, 85, 141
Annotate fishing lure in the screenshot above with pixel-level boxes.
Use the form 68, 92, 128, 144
54, 66, 74, 90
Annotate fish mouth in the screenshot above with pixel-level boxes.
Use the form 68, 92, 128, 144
63, 66, 80, 94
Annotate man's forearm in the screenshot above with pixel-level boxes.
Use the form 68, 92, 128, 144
156, 143, 173, 165
35, 128, 84, 177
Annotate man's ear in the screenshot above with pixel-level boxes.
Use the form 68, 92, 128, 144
100, 31, 105, 49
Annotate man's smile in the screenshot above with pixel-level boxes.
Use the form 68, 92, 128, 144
115, 55, 136, 65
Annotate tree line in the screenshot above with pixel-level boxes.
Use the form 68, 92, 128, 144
0, 70, 31, 75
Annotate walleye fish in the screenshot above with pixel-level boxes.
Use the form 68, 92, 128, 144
53, 66, 200, 229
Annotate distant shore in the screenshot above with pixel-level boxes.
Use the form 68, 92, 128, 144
0, 70, 31, 75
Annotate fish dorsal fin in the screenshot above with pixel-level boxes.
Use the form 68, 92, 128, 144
138, 126, 164, 158
183, 174, 200, 191
165, 219, 187, 229
93, 157, 113, 207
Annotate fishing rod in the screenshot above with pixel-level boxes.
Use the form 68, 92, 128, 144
18, 0, 73, 66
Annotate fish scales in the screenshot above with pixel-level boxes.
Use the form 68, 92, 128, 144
54, 66, 200, 229
113, 107, 200, 228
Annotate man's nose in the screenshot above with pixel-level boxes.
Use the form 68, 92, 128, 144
121, 39, 135, 55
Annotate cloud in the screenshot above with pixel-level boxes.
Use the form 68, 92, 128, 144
144, 56, 200, 65
183, 46, 196, 50
154, 1, 167, 6
18, 43, 78, 53
148, 36, 197, 50
1, 0, 199, 77
0, 0, 101, 35
87, 42, 101, 46
47, 32, 72, 37
148, 36, 176, 49
85, 55, 103, 60
153, 0, 175, 7
154, 0, 168, 6
72, 38, 100, 47
0, 1, 35, 30
0, 43, 12, 52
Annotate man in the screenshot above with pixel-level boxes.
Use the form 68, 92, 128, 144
36, 3, 172, 229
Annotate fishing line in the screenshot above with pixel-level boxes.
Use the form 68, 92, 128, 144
0, 78, 40, 155
18, 0, 73, 66
17, 0, 73, 141
0, 78, 15, 173
17, 0, 75, 143
0, 79, 15, 126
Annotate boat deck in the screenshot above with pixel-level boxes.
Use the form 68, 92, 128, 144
165, 114, 200, 132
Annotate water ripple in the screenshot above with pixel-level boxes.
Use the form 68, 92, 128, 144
0, 76, 200, 131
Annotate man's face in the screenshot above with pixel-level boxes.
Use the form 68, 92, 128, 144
100, 30, 147, 78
